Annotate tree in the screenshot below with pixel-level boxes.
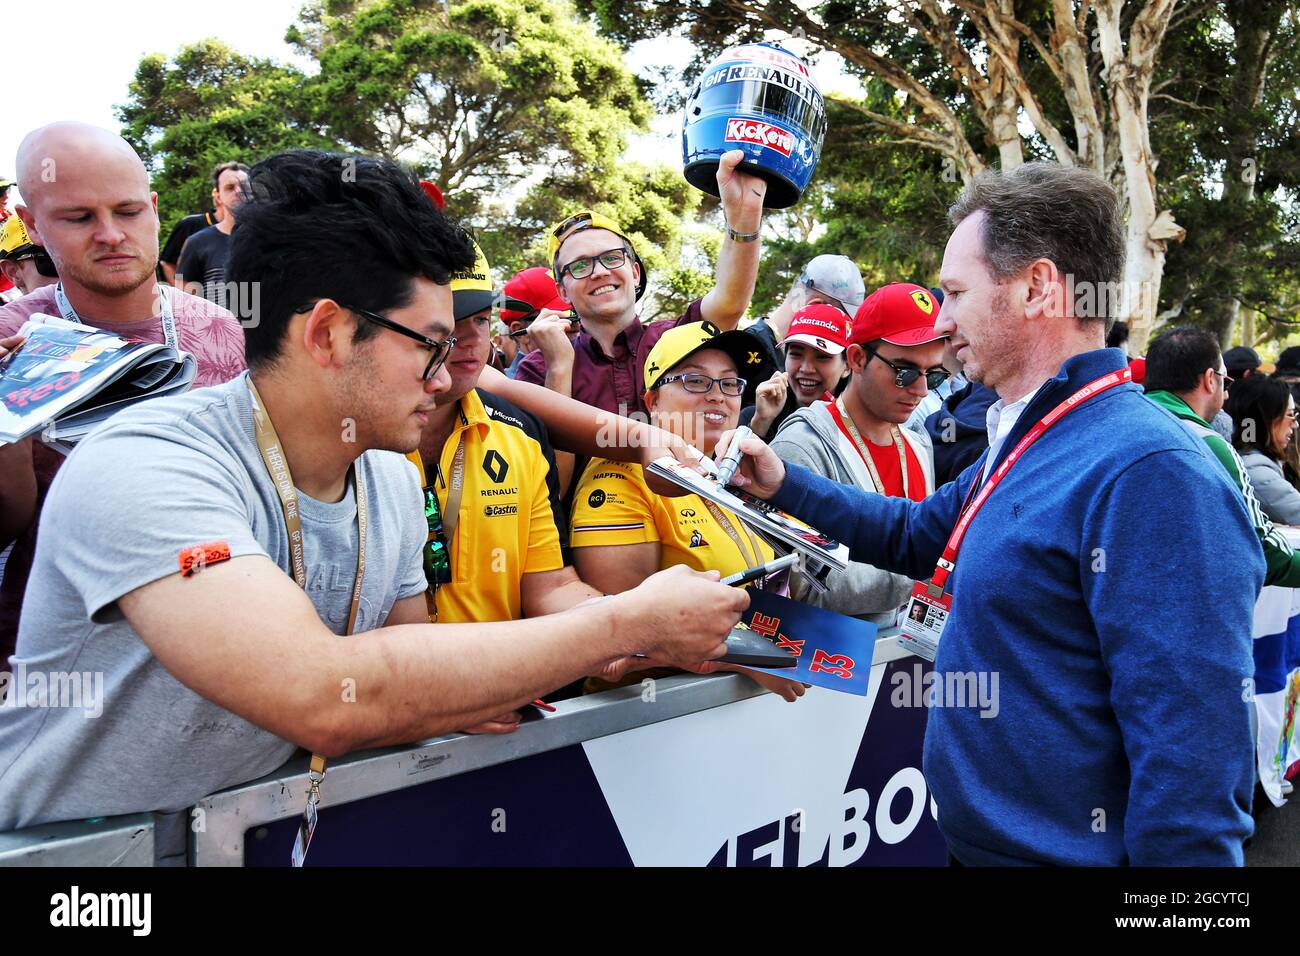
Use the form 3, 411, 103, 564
582, 0, 1202, 352
1155, 1, 1300, 347
118, 40, 337, 236
287, 0, 653, 220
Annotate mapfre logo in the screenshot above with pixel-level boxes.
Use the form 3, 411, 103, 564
725, 118, 794, 157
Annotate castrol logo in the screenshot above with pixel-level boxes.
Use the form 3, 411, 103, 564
725, 118, 794, 157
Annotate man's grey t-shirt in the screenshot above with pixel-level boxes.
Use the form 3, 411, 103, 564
0, 373, 427, 831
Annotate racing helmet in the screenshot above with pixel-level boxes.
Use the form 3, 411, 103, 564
682, 42, 826, 210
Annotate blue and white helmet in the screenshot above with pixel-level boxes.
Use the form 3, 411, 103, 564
682, 42, 826, 210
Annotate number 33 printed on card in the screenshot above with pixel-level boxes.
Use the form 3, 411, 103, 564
809, 649, 855, 679
741, 589, 874, 696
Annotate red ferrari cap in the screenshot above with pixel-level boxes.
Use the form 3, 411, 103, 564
849, 283, 946, 346
501, 267, 567, 323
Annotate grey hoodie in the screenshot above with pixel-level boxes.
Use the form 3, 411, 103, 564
769, 402, 935, 625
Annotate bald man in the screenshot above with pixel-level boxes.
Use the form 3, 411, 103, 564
0, 122, 248, 661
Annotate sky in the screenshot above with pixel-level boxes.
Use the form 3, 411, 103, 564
1, 0, 311, 202
2, 0, 861, 204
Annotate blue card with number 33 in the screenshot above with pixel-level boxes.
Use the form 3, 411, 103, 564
739, 589, 876, 696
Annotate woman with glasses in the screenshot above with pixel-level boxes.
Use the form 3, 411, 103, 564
1229, 374, 1300, 525
570, 324, 807, 701
768, 283, 947, 624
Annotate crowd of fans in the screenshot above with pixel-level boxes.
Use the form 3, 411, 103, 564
0, 119, 1293, 866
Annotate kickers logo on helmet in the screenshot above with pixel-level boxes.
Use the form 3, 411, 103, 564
725, 118, 795, 157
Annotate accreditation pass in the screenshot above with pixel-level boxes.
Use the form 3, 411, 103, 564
898, 581, 951, 662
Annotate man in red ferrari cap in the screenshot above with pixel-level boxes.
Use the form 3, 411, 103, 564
744, 302, 850, 440
498, 266, 572, 379
768, 283, 950, 623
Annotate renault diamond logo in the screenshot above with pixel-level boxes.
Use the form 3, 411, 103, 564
482, 450, 509, 484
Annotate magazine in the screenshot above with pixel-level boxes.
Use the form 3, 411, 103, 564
0, 314, 197, 453
645, 455, 850, 576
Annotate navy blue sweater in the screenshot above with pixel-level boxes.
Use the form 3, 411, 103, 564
771, 349, 1262, 865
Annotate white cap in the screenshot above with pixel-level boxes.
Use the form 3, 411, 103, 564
800, 255, 865, 313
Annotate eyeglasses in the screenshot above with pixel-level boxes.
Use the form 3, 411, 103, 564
557, 248, 629, 281
422, 485, 452, 589
658, 372, 747, 396
1212, 368, 1234, 386
864, 344, 951, 390
312, 303, 456, 382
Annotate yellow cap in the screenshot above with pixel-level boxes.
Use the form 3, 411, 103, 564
0, 215, 35, 259
450, 237, 494, 322
643, 321, 768, 393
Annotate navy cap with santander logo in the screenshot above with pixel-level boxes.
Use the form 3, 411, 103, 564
849, 283, 946, 347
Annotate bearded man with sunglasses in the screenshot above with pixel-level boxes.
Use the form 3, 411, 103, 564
769, 284, 947, 624
0, 150, 747, 831
515, 150, 769, 418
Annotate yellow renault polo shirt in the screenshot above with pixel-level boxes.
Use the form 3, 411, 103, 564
407, 388, 565, 623
569, 457, 773, 576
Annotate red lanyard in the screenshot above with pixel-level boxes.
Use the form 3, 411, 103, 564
930, 368, 1132, 590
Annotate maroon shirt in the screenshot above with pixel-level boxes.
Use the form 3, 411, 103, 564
0, 286, 248, 661
515, 299, 705, 417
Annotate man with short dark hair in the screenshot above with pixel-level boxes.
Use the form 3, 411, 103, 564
1145, 326, 1300, 586
720, 161, 1263, 865
0, 149, 743, 831
174, 161, 250, 307
158, 207, 219, 284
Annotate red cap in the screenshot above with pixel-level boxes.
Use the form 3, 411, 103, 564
850, 283, 945, 346
782, 303, 850, 355
1127, 356, 1146, 385
501, 267, 566, 323
419, 180, 445, 210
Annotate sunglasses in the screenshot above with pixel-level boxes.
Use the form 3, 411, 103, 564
557, 247, 630, 281
300, 302, 456, 381
864, 344, 951, 390
422, 485, 452, 589
659, 372, 748, 397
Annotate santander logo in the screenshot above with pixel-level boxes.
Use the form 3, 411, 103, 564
725, 118, 795, 156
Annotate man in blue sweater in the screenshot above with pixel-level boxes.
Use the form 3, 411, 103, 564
719, 162, 1263, 866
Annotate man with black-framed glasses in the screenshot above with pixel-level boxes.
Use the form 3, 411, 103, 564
514, 150, 770, 419
769, 283, 947, 624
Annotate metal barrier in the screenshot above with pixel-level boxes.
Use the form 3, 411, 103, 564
0, 632, 944, 867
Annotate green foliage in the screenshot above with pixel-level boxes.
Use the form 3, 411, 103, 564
117, 40, 337, 237
1152, 1, 1300, 341
290, 0, 652, 218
